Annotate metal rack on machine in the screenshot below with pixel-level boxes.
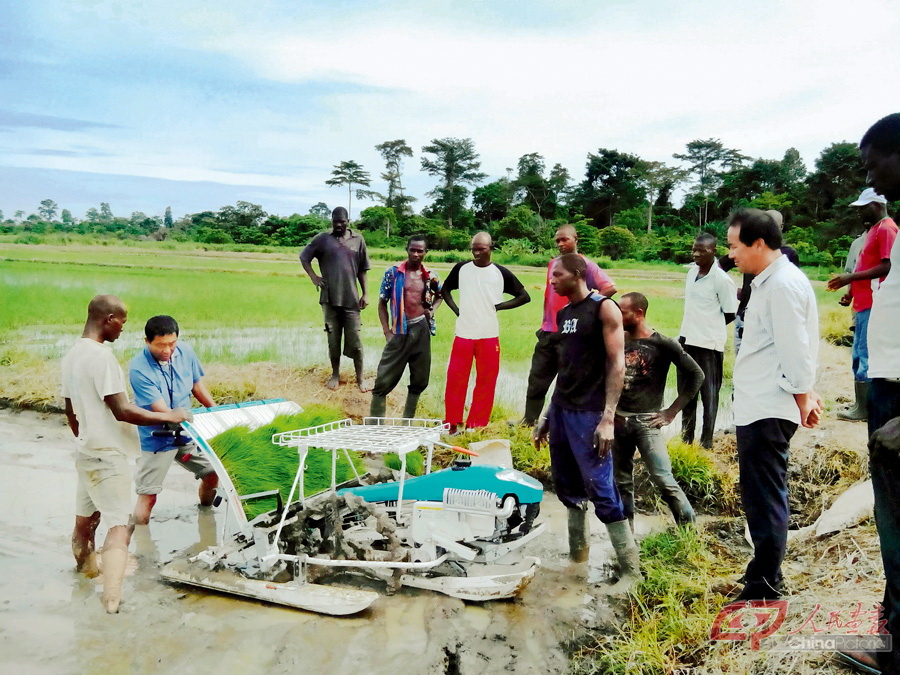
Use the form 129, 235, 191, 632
269, 417, 449, 545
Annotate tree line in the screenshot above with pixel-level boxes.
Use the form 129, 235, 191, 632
2, 136, 885, 266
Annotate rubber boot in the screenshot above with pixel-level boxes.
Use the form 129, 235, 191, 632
837, 381, 869, 422
568, 504, 589, 563
101, 545, 129, 613
402, 393, 421, 419
369, 394, 387, 419
606, 519, 643, 585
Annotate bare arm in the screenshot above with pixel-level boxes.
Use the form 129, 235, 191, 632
598, 282, 617, 298
495, 286, 531, 311
827, 260, 891, 291
595, 299, 625, 456
103, 392, 190, 425
378, 298, 391, 340
442, 287, 460, 317
191, 379, 215, 408
358, 269, 369, 310
64, 398, 79, 437
301, 258, 323, 288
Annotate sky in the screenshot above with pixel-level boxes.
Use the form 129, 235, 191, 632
2, 0, 900, 222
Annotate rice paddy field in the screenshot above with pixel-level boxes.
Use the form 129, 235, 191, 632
0, 239, 838, 419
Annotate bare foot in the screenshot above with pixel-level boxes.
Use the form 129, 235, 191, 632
326, 375, 340, 390
357, 378, 372, 393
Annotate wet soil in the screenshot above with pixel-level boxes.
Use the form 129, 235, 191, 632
0, 408, 654, 675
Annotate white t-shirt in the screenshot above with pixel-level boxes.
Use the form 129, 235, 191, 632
443, 261, 526, 340
60, 338, 139, 458
868, 237, 900, 378
679, 263, 738, 352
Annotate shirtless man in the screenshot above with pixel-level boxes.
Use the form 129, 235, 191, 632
370, 236, 442, 419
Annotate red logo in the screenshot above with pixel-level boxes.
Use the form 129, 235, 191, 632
710, 601, 789, 650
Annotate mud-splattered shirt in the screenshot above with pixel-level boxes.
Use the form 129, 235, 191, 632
619, 332, 704, 414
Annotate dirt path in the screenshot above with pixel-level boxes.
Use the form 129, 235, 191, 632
0, 408, 649, 674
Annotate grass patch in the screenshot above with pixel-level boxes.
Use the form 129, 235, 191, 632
384, 450, 425, 476
208, 405, 364, 520
668, 439, 740, 516
572, 526, 743, 674
820, 305, 854, 346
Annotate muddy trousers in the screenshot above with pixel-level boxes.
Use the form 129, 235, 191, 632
736, 418, 797, 598
612, 414, 696, 525
868, 379, 900, 674
321, 304, 363, 362
372, 319, 432, 401
680, 345, 722, 449
444, 336, 500, 429
548, 404, 625, 524
523, 330, 557, 424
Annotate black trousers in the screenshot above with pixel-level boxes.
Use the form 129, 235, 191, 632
523, 330, 557, 423
868, 379, 900, 673
372, 319, 431, 398
679, 344, 721, 449
736, 418, 797, 597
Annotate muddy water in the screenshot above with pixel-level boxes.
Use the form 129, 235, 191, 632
0, 409, 671, 674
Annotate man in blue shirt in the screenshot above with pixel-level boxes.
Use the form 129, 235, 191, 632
129, 315, 218, 525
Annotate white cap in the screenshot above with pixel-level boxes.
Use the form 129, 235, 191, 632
850, 187, 888, 206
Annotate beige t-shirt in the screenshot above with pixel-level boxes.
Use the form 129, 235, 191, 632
61, 338, 139, 458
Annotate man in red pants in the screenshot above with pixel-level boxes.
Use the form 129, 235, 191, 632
441, 232, 530, 433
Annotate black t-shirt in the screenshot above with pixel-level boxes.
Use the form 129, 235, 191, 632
619, 332, 704, 414
551, 292, 612, 411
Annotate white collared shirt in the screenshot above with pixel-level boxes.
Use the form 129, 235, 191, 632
679, 262, 738, 352
733, 255, 819, 426
868, 235, 900, 378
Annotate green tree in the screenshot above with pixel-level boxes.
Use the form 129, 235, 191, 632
309, 202, 331, 219
375, 139, 416, 217
358, 206, 398, 238
14, 210, 25, 222
99, 202, 114, 223
420, 137, 487, 228
325, 160, 371, 218
164, 206, 173, 228
38, 199, 58, 221
84, 207, 100, 223
217, 201, 269, 244
633, 161, 687, 233
472, 179, 514, 227
571, 149, 644, 228
674, 139, 748, 229
597, 226, 636, 259
513, 153, 553, 219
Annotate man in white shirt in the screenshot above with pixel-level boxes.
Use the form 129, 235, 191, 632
61, 295, 190, 613
441, 232, 530, 432
839, 112, 900, 674
726, 209, 822, 602
678, 234, 737, 448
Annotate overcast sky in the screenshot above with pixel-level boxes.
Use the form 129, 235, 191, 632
3, 0, 900, 221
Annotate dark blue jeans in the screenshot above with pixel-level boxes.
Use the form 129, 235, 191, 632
548, 404, 625, 524
736, 418, 797, 598
868, 379, 900, 672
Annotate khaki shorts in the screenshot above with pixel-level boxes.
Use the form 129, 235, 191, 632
135, 442, 215, 495
75, 452, 132, 528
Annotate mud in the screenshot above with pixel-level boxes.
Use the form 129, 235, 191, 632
0, 408, 659, 674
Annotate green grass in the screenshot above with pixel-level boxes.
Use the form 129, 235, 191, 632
208, 405, 364, 520
573, 526, 743, 675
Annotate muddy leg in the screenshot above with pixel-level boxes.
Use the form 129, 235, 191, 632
101, 524, 131, 614
72, 511, 101, 577
198, 473, 218, 506
133, 494, 157, 526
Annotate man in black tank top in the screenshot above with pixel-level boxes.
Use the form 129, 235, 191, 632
533, 254, 641, 584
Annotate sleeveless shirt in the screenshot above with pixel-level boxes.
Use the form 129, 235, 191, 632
551, 292, 612, 411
